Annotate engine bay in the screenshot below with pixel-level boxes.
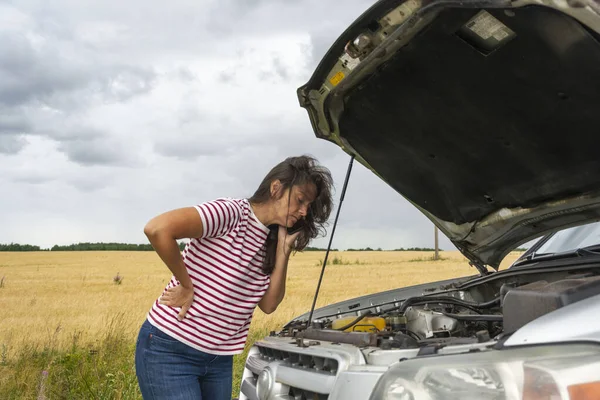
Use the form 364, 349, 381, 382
280, 270, 600, 350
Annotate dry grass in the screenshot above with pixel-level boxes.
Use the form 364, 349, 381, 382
0, 250, 522, 398
0, 251, 520, 353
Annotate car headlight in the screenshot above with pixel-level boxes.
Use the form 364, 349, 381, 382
370, 343, 600, 400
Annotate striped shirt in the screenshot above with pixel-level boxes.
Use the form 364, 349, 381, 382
147, 198, 271, 355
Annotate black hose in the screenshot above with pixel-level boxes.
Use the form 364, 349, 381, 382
333, 312, 372, 331
405, 330, 421, 341
478, 298, 501, 309
442, 312, 503, 322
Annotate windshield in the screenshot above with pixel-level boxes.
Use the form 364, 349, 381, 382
535, 221, 600, 255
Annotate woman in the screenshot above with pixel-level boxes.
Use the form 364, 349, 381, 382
135, 155, 333, 399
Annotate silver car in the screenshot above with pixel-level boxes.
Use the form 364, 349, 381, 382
239, 0, 600, 398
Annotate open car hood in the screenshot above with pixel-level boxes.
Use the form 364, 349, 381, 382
298, 0, 600, 272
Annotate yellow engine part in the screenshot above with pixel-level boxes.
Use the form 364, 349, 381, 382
331, 316, 386, 332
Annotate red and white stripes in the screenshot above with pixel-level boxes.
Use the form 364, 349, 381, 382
147, 198, 270, 355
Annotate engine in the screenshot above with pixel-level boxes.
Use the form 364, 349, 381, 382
284, 274, 600, 350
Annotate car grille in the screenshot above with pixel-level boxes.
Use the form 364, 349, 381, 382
240, 344, 342, 400
256, 345, 339, 374
249, 370, 330, 400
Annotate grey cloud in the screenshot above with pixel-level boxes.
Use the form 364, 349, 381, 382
11, 173, 55, 185
57, 135, 136, 167
0, 22, 156, 161
308, 28, 342, 69
155, 141, 223, 159
1, 0, 457, 252
153, 110, 309, 161
272, 57, 289, 80
185, 127, 341, 195
0, 33, 87, 107
0, 109, 32, 134
207, 0, 378, 74
206, 0, 372, 36
154, 132, 255, 160
178, 105, 206, 128
42, 125, 105, 142
218, 0, 272, 14
104, 65, 157, 102
0, 29, 156, 111
176, 67, 198, 83
155, 107, 246, 160
0, 134, 28, 154
218, 70, 236, 84
257, 70, 271, 81
0, 0, 371, 111
258, 56, 290, 82
6, 1, 375, 68
66, 176, 109, 192
305, 2, 379, 70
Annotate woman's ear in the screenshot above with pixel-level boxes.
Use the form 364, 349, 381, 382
270, 180, 282, 198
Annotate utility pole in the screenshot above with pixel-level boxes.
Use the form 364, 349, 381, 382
434, 226, 439, 260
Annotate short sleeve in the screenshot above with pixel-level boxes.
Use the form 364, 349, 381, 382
194, 198, 242, 238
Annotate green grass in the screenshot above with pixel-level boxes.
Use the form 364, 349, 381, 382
1, 329, 137, 399
1, 318, 269, 400
315, 256, 367, 266
408, 255, 448, 262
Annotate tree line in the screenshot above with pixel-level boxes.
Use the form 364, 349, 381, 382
1, 243, 439, 252
346, 247, 441, 252
0, 242, 186, 252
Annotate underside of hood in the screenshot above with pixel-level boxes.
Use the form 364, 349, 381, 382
298, 0, 600, 272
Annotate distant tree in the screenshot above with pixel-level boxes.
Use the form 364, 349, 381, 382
0, 243, 41, 252
304, 247, 337, 252
392, 247, 441, 252
49, 242, 155, 251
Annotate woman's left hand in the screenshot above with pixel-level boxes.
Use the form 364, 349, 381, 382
278, 225, 301, 257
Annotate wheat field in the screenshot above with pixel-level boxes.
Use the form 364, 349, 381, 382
0, 250, 521, 352
0, 250, 521, 398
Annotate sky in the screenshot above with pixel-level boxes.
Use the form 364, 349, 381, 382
0, 0, 459, 251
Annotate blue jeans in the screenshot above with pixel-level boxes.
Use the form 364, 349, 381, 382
135, 319, 233, 400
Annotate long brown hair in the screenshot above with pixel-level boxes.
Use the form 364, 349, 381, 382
249, 155, 334, 274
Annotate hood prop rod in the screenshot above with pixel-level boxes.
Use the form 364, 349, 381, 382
307, 154, 355, 328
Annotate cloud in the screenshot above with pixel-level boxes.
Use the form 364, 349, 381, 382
0, 31, 155, 109
0, 33, 85, 107
0, 134, 28, 154
217, 70, 237, 84
0, 0, 465, 255
103, 66, 157, 102
0, 7, 157, 166
258, 56, 291, 82
308, 27, 345, 69
0, 109, 32, 135
57, 136, 137, 167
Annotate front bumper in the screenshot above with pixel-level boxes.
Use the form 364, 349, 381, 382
238, 336, 387, 400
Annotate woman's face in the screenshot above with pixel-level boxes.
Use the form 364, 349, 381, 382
273, 181, 317, 227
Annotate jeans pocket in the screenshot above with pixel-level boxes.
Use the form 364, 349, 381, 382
149, 326, 183, 349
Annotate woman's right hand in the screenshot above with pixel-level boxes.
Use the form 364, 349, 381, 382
159, 284, 195, 321
278, 224, 301, 257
